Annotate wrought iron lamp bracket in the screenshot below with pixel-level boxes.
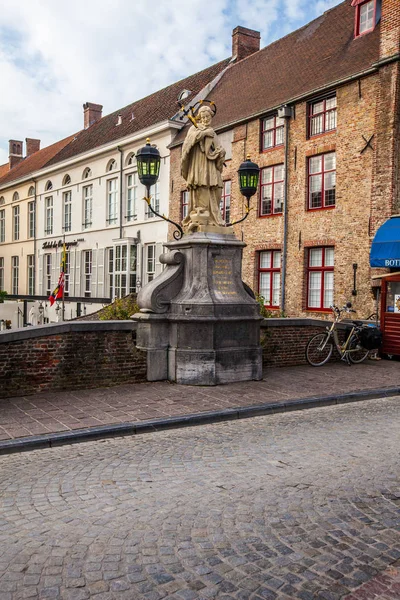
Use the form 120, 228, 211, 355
143, 189, 183, 240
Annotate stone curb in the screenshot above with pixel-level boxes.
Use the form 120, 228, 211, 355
0, 386, 399, 455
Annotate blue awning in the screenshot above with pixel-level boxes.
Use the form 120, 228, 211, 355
370, 216, 400, 268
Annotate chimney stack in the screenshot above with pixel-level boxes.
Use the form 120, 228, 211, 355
83, 102, 103, 129
8, 139, 24, 169
26, 138, 41, 157
232, 26, 261, 61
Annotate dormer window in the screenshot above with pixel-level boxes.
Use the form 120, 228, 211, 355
353, 0, 376, 37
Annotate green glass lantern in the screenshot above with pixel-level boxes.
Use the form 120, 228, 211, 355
136, 138, 161, 191
238, 156, 260, 200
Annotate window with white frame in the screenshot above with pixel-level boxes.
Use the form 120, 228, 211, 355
0, 209, 5, 243
258, 250, 281, 308
355, 0, 375, 36
107, 179, 118, 225
12, 205, 20, 241
307, 247, 334, 310
63, 190, 72, 232
0, 257, 4, 291
146, 183, 160, 218
84, 250, 92, 297
107, 159, 117, 172
181, 191, 189, 220
83, 185, 93, 229
12, 192, 19, 202
27, 255, 35, 296
12, 256, 19, 295
28, 201, 35, 238
260, 165, 284, 216
146, 244, 156, 282
261, 115, 284, 150
44, 254, 52, 296
126, 173, 137, 221
220, 180, 231, 223
114, 245, 128, 298
308, 152, 336, 210
309, 95, 337, 137
45, 196, 53, 235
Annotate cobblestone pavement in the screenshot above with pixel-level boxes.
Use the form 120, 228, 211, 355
0, 397, 399, 600
0, 360, 399, 441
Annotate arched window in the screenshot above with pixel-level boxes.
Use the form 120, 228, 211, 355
45, 180, 53, 191
62, 174, 71, 186
107, 159, 117, 172
28, 186, 35, 196
126, 153, 136, 166
12, 192, 19, 202
82, 167, 92, 179
0, 196, 5, 206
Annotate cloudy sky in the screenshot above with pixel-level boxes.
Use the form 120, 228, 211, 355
0, 0, 340, 165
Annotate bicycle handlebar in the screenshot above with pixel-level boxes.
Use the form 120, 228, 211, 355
329, 304, 357, 319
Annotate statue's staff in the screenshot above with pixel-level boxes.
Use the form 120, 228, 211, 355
177, 99, 216, 128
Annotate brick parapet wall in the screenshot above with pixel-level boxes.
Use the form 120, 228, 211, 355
0, 321, 147, 399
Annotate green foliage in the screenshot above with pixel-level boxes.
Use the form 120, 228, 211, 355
0, 290, 8, 303
255, 293, 286, 318
99, 295, 139, 321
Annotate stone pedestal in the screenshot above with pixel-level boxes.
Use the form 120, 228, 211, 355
134, 232, 262, 385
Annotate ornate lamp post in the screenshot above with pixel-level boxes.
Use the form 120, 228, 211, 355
136, 138, 183, 239
229, 156, 260, 226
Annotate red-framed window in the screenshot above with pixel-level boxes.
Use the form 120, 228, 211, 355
258, 250, 281, 308
308, 152, 336, 210
309, 96, 337, 137
181, 190, 189, 220
260, 164, 284, 216
261, 115, 284, 151
354, 0, 376, 37
307, 247, 334, 311
220, 180, 231, 223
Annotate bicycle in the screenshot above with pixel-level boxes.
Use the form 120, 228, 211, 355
306, 302, 370, 367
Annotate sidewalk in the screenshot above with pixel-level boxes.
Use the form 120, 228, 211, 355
0, 359, 399, 453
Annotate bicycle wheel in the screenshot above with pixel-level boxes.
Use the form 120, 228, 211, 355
348, 334, 369, 364
306, 333, 333, 366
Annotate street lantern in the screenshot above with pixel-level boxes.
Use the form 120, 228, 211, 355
136, 138, 161, 194
228, 156, 260, 226
238, 156, 260, 199
136, 138, 183, 239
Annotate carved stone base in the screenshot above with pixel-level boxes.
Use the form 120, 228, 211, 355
134, 232, 262, 385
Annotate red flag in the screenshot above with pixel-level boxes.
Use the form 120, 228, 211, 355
48, 245, 66, 306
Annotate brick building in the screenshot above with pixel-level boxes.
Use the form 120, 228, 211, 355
169, 0, 400, 318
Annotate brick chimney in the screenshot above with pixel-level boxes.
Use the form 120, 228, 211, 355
83, 102, 103, 129
232, 26, 261, 61
25, 138, 41, 157
8, 139, 23, 169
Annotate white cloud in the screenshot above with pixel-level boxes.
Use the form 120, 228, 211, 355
0, 0, 341, 165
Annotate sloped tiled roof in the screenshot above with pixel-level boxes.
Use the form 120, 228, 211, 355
172, 0, 380, 144
0, 135, 77, 188
45, 58, 231, 167
0, 58, 231, 188
0, 163, 9, 180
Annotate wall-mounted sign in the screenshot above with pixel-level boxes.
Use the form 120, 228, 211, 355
42, 238, 84, 250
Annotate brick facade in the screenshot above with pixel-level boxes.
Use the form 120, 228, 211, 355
169, 0, 400, 320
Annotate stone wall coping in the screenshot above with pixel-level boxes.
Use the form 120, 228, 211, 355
261, 317, 346, 329
0, 320, 137, 344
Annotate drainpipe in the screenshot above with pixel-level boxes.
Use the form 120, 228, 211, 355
117, 146, 123, 239
278, 105, 293, 314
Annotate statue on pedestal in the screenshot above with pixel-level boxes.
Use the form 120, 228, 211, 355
181, 105, 226, 232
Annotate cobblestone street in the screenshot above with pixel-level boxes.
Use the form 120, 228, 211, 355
0, 397, 399, 600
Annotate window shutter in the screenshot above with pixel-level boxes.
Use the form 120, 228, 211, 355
155, 242, 163, 276
51, 252, 58, 289
74, 250, 81, 297
38, 254, 43, 295
97, 248, 105, 298
91, 249, 98, 297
